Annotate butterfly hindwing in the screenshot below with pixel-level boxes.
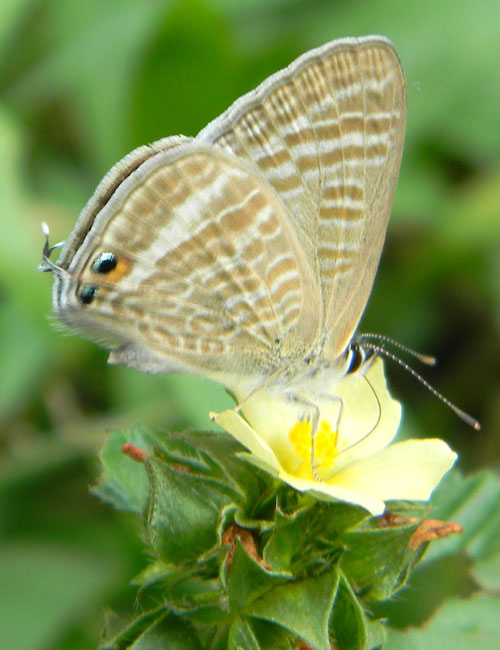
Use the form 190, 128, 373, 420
199, 36, 406, 359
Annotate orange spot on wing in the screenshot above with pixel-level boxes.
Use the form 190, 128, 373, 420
104, 256, 132, 281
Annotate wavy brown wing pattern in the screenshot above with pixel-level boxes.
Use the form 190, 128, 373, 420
200, 36, 406, 360
52, 36, 405, 386
53, 144, 321, 378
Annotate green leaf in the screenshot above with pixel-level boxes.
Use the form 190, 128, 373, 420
372, 552, 475, 632
424, 470, 500, 566
247, 570, 339, 650
139, 567, 229, 627
143, 429, 272, 563
228, 618, 260, 650
152, 430, 267, 507
228, 617, 294, 650
386, 595, 500, 650
250, 618, 294, 649
330, 572, 368, 650
318, 501, 372, 535
145, 450, 235, 564
100, 608, 167, 650
129, 615, 203, 650
101, 609, 202, 650
365, 618, 387, 650
264, 501, 368, 573
92, 426, 152, 514
226, 539, 290, 614
371, 470, 500, 628
341, 519, 419, 600
263, 506, 316, 572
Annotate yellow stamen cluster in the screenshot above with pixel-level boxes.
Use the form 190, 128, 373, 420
288, 419, 338, 476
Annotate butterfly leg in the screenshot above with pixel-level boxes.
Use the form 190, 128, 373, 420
318, 391, 345, 436
289, 394, 329, 481
292, 394, 321, 480
291, 392, 345, 480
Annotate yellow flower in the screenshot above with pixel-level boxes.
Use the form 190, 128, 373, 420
211, 358, 457, 515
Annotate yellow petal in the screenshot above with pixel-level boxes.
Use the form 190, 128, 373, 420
210, 409, 280, 471
323, 360, 402, 476
330, 438, 457, 502
275, 469, 387, 515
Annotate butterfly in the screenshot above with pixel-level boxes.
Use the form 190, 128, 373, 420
41, 35, 406, 408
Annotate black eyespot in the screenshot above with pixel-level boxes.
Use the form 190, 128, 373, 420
79, 285, 98, 305
92, 252, 117, 274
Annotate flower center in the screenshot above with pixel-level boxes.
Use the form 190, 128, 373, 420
288, 419, 338, 478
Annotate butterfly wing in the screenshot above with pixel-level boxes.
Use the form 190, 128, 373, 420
52, 36, 404, 385
198, 36, 406, 360
53, 144, 321, 382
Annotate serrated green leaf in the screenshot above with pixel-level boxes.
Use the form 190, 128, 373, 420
341, 521, 419, 600
157, 572, 229, 625
264, 501, 367, 573
263, 506, 315, 572
247, 569, 339, 650
100, 608, 167, 650
330, 572, 368, 650
145, 452, 236, 564
127, 614, 203, 650
151, 430, 268, 507
226, 539, 290, 614
92, 427, 152, 514
386, 594, 500, 650
131, 560, 176, 589
101, 608, 206, 649
132, 561, 227, 625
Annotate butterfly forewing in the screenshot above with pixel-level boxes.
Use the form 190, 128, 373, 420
199, 37, 406, 359
55, 146, 320, 379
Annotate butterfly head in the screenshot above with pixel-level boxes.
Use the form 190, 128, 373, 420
40, 222, 127, 345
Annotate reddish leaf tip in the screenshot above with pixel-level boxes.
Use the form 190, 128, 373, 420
121, 442, 147, 462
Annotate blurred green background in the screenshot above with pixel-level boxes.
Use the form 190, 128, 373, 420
1, 1, 498, 648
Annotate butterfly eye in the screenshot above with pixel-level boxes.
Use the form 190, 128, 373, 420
92, 252, 117, 274
346, 344, 365, 374
79, 285, 98, 305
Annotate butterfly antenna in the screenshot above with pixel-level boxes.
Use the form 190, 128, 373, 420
363, 342, 481, 431
38, 222, 67, 276
359, 332, 437, 366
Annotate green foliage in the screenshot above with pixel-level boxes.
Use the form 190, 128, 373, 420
90, 428, 500, 649
386, 595, 500, 650
95, 429, 383, 649
1, 1, 499, 648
